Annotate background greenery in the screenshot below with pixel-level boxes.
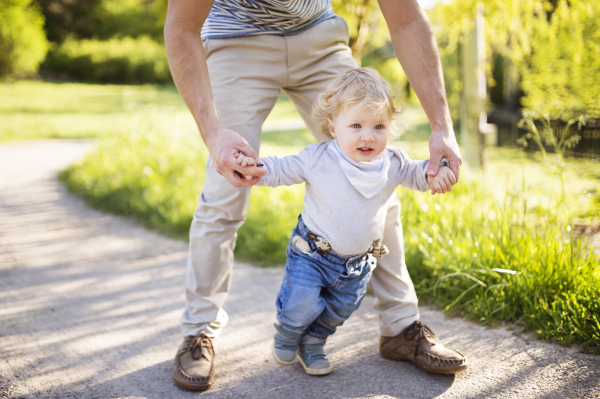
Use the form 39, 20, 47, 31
3, 0, 599, 122
42, 36, 171, 83
0, 0, 49, 77
58, 102, 600, 347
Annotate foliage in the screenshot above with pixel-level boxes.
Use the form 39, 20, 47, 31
42, 36, 170, 83
332, 0, 387, 66
519, 1, 600, 118
59, 106, 205, 239
518, 112, 589, 200
428, 0, 600, 118
0, 0, 49, 78
401, 182, 600, 346
60, 104, 600, 346
92, 0, 167, 41
38, 0, 167, 43
37, 0, 101, 43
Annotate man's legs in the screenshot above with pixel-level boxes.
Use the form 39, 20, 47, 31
173, 34, 290, 391
180, 35, 288, 339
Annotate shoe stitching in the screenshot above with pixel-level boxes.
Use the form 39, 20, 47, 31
381, 324, 467, 368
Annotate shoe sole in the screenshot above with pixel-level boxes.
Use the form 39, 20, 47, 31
380, 347, 468, 374
173, 378, 212, 391
172, 360, 214, 391
296, 354, 333, 376
272, 345, 296, 366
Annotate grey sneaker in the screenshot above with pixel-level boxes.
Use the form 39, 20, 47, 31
172, 332, 215, 391
296, 343, 333, 376
272, 324, 301, 365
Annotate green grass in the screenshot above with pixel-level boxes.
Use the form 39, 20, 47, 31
7, 81, 599, 347
0, 81, 305, 142
0, 81, 184, 141
400, 180, 600, 347
59, 103, 600, 347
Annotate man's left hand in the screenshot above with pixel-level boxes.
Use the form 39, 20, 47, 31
428, 128, 462, 194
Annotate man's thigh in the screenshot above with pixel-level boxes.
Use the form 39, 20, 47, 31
282, 16, 358, 142
204, 35, 287, 151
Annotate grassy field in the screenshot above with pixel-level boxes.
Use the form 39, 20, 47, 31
0, 81, 434, 143
58, 106, 599, 347
3, 81, 600, 347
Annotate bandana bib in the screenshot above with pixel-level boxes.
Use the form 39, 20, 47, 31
328, 140, 391, 199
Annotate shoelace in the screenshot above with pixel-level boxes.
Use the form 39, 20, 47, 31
187, 332, 211, 361
404, 321, 437, 362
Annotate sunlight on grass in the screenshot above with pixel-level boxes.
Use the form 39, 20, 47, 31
0, 82, 186, 141
60, 104, 600, 347
0, 82, 305, 142
0, 81, 432, 142
9, 81, 596, 347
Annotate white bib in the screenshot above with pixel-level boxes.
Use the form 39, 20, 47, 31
328, 140, 391, 199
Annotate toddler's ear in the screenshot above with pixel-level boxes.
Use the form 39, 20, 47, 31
327, 118, 336, 138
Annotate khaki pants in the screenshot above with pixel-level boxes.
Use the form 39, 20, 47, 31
180, 16, 420, 339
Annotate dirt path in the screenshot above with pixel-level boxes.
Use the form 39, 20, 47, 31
1, 140, 599, 399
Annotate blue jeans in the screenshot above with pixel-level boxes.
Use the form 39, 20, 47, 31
276, 216, 377, 343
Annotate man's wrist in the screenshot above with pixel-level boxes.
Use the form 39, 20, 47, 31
430, 126, 455, 139
202, 124, 226, 154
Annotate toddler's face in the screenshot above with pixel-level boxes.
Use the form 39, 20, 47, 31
328, 103, 389, 163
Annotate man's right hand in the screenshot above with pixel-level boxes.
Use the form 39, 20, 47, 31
207, 128, 267, 187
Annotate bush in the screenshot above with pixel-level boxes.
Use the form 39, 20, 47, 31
42, 36, 170, 83
38, 0, 166, 44
0, 0, 49, 78
429, 0, 600, 119
37, 0, 102, 43
59, 106, 202, 238
93, 0, 166, 41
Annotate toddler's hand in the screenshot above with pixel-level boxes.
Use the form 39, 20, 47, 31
427, 166, 456, 195
233, 152, 261, 180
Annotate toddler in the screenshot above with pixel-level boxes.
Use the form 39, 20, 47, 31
235, 68, 455, 375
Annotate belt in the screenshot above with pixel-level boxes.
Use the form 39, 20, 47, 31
305, 231, 389, 258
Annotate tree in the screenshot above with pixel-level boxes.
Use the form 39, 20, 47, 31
0, 0, 49, 78
428, 0, 600, 119
332, 0, 387, 66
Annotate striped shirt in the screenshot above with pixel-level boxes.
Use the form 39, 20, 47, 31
201, 0, 337, 39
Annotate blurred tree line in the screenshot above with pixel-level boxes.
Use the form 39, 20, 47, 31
430, 0, 600, 120
1, 0, 169, 82
1, 0, 598, 120
38, 0, 166, 43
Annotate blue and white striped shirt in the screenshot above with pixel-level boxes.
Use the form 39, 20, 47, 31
201, 0, 337, 39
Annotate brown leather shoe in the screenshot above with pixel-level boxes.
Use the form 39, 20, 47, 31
172, 332, 215, 391
380, 321, 468, 374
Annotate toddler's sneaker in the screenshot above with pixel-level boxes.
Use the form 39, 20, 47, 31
272, 324, 301, 365
297, 343, 333, 376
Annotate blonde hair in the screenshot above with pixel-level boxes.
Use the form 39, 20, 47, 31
312, 67, 405, 139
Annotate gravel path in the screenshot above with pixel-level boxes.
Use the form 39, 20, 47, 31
1, 140, 599, 399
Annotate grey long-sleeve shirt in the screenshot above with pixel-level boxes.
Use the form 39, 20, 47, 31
257, 141, 430, 256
